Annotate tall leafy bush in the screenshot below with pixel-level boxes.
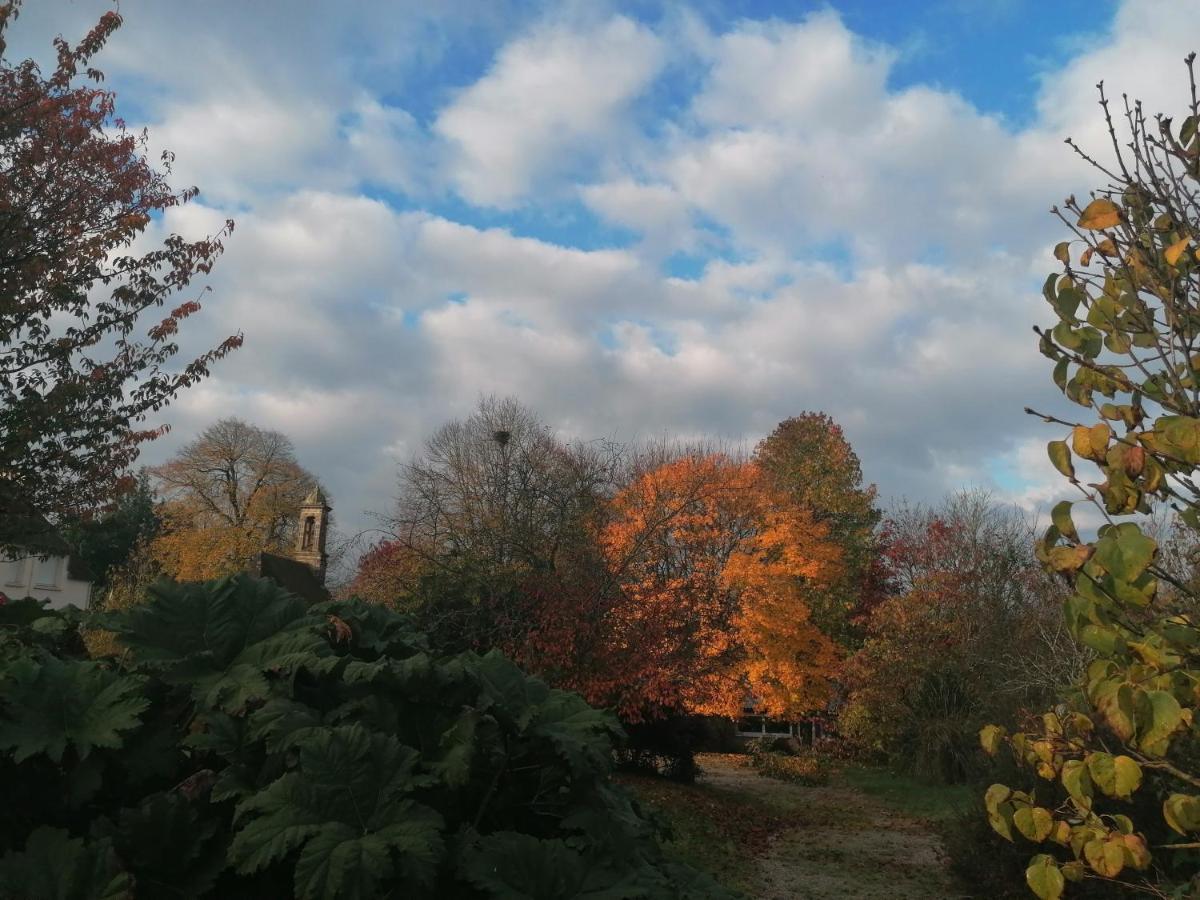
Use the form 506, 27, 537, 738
981, 56, 1200, 898
0, 575, 733, 898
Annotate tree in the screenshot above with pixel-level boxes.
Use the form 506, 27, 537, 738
598, 453, 841, 721
59, 471, 158, 588
346, 539, 430, 607
840, 493, 1069, 782
385, 396, 619, 651
148, 418, 320, 581
371, 415, 844, 726
981, 56, 1200, 898
754, 413, 881, 645
0, 3, 240, 543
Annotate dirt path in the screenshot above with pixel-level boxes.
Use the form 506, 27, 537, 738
698, 756, 964, 899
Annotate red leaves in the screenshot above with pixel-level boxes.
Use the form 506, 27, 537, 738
0, 5, 238, 521
347, 540, 428, 606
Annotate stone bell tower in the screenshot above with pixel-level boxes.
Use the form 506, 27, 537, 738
294, 487, 330, 584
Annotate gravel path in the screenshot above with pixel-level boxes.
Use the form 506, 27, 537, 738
698, 756, 965, 899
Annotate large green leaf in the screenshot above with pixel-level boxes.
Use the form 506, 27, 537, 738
1136, 689, 1183, 757
1091, 523, 1156, 582
476, 650, 551, 732
434, 708, 480, 788
1086, 752, 1117, 796
106, 576, 301, 666
1112, 756, 1142, 799
101, 793, 223, 898
1050, 501, 1078, 541
0, 655, 147, 762
1048, 441, 1075, 479
1025, 854, 1065, 900
1164, 794, 1200, 835
1013, 806, 1054, 842
290, 826, 393, 900
246, 697, 324, 753
0, 827, 132, 900
531, 692, 621, 778
230, 725, 443, 898
1061, 759, 1094, 808
105, 575, 331, 713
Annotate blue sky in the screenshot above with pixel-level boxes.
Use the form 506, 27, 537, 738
7, 0, 1197, 553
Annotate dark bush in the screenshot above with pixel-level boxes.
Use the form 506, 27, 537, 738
614, 713, 706, 783
695, 716, 740, 753
0, 575, 735, 898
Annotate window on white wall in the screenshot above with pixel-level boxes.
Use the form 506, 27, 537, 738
33, 556, 59, 589
3, 554, 27, 587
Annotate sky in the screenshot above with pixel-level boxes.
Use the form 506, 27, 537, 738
8, 0, 1200, 550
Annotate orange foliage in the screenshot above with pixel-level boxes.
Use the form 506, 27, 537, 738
349, 445, 846, 725
599, 454, 842, 720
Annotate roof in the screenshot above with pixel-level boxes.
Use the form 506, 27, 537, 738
0, 481, 72, 556
301, 487, 328, 508
256, 552, 330, 605
0, 482, 94, 581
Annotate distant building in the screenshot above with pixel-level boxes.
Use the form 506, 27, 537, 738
252, 487, 331, 605
0, 482, 331, 609
0, 484, 94, 610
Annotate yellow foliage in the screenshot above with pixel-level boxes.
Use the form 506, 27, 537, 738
147, 418, 319, 581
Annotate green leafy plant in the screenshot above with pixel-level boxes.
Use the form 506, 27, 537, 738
0, 574, 735, 898
980, 55, 1200, 899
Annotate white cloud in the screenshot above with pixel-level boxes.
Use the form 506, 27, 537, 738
580, 179, 696, 255
1034, 0, 1199, 142
152, 92, 341, 204
16, 0, 1197, 545
434, 15, 665, 206
691, 11, 894, 131
648, 15, 1051, 266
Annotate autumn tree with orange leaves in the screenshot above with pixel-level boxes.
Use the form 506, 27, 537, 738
355, 403, 865, 728
598, 453, 842, 721
347, 539, 430, 607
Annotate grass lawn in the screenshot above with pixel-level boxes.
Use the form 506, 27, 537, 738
837, 766, 973, 824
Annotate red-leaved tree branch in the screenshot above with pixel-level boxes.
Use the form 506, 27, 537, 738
0, 1, 241, 538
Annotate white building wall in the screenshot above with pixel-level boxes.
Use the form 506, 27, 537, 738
2, 554, 92, 610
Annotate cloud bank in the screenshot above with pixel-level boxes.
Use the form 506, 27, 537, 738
8, 0, 1199, 550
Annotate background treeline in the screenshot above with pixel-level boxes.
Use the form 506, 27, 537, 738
73, 396, 1114, 795
351, 398, 872, 739
336, 395, 1106, 792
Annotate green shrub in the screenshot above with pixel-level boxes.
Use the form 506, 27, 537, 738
0, 574, 736, 899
